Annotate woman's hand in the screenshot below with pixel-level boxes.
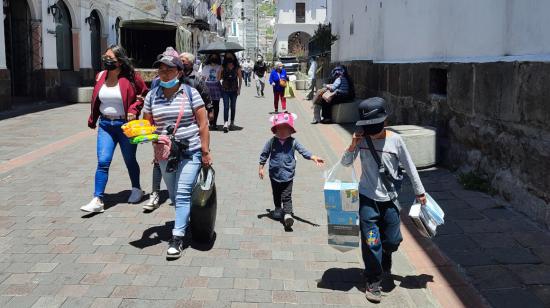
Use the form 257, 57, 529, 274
127, 113, 137, 121
202, 151, 213, 167
311, 155, 325, 166
258, 166, 265, 179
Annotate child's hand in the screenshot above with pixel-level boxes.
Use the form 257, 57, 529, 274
259, 167, 265, 180
348, 131, 363, 152
416, 194, 427, 205
311, 155, 325, 166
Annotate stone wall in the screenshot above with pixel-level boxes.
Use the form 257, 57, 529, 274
336, 60, 550, 229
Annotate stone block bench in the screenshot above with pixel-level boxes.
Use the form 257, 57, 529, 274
387, 125, 437, 168
65, 87, 94, 103
330, 99, 361, 123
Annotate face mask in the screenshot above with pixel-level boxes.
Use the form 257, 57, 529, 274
183, 63, 193, 72
159, 77, 180, 88
102, 59, 118, 71
362, 123, 385, 136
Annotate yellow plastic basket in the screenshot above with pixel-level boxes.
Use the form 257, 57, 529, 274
122, 126, 157, 138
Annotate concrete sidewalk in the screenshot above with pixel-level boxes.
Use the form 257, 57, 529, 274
0, 83, 507, 308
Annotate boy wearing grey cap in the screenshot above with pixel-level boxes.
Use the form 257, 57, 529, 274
341, 97, 427, 303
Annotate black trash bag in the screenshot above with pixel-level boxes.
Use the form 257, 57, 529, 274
190, 166, 217, 243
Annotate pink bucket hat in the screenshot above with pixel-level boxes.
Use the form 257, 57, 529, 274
270, 112, 298, 134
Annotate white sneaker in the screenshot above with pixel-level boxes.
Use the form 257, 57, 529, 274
128, 188, 144, 203
80, 197, 104, 213
143, 191, 160, 211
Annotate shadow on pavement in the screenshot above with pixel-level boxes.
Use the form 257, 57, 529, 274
129, 221, 216, 253
104, 190, 133, 210
230, 125, 244, 131
0, 100, 68, 121
257, 209, 320, 231
317, 268, 433, 293
317, 267, 365, 292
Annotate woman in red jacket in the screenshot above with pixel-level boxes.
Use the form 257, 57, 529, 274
81, 45, 148, 213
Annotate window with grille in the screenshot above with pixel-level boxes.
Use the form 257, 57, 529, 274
296, 3, 305, 23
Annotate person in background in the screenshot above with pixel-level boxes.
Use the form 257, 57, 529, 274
82, 45, 148, 213
180, 52, 212, 114
306, 56, 319, 100
242, 57, 253, 87
253, 55, 268, 97
201, 53, 223, 130
311, 66, 352, 124
217, 52, 242, 133
268, 62, 288, 114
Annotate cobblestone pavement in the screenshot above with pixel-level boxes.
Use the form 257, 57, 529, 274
1, 83, 544, 307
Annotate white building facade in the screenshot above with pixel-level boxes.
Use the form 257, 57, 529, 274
328, 0, 550, 229
273, 0, 326, 57
0, 0, 223, 106
330, 0, 550, 63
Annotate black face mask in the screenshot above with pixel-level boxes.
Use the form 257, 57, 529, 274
362, 123, 385, 136
183, 63, 193, 73
102, 58, 118, 71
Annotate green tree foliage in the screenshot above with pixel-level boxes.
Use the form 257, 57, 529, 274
311, 23, 338, 52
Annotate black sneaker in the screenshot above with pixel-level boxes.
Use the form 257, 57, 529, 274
365, 280, 382, 303
284, 214, 294, 228
166, 236, 184, 260
272, 207, 283, 220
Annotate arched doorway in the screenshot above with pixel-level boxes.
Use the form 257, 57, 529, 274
3, 0, 32, 96
54, 0, 73, 70
288, 31, 311, 59
89, 10, 101, 71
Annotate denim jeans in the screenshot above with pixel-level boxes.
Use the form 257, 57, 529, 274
256, 78, 265, 96
94, 117, 141, 198
222, 91, 238, 122
159, 151, 202, 237
243, 71, 251, 86
359, 194, 403, 282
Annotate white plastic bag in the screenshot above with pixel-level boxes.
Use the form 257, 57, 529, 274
324, 162, 360, 252
408, 193, 444, 238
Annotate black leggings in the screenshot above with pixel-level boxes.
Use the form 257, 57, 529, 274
270, 179, 293, 214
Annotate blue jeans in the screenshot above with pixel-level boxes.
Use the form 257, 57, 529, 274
359, 194, 403, 282
159, 151, 202, 237
94, 118, 141, 198
222, 91, 238, 122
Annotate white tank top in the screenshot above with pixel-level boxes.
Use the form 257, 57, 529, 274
98, 83, 124, 116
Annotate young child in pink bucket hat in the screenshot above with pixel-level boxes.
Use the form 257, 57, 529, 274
259, 112, 325, 228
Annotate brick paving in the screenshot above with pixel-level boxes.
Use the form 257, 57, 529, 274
3, 83, 545, 307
